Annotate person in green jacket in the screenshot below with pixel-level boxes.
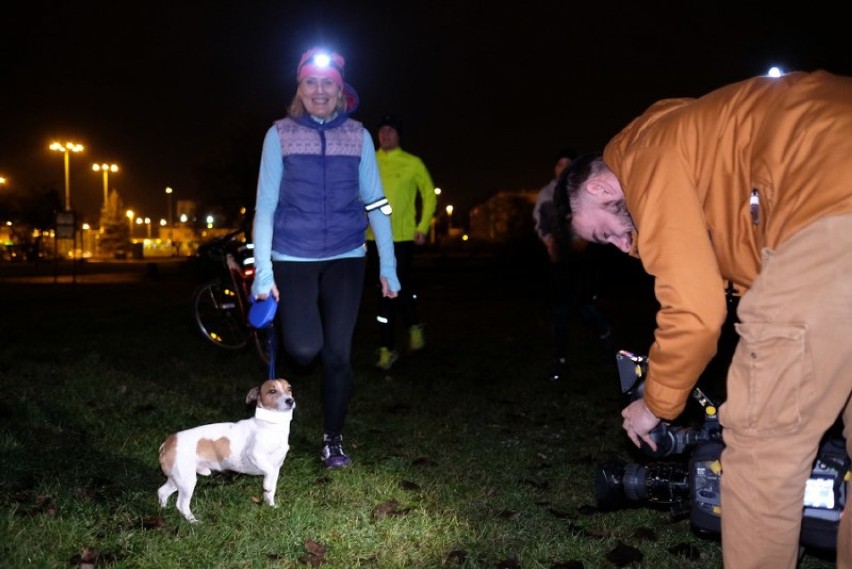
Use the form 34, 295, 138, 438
366, 114, 437, 370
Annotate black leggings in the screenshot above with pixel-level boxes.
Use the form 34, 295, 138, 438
272, 257, 366, 436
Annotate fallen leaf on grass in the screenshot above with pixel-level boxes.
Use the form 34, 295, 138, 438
298, 538, 328, 566
576, 504, 597, 515
19, 495, 57, 517
668, 542, 702, 560
564, 521, 594, 538
549, 561, 585, 569
496, 509, 520, 520
520, 478, 549, 490
631, 527, 657, 541
444, 549, 468, 565
372, 499, 411, 519
70, 547, 98, 569
411, 456, 437, 467
496, 555, 521, 568
605, 541, 643, 566
141, 516, 165, 530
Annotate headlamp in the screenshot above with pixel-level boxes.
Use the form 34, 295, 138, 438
298, 51, 344, 77
313, 53, 332, 68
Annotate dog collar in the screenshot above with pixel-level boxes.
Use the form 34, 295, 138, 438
254, 406, 290, 424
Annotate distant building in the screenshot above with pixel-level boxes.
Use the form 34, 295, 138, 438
468, 189, 538, 243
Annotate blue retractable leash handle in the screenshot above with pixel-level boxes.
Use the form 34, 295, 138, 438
248, 295, 279, 379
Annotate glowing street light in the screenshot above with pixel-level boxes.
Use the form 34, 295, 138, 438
434, 187, 442, 196
126, 209, 134, 236
136, 216, 152, 238
49, 141, 84, 211
92, 163, 119, 212
446, 204, 454, 230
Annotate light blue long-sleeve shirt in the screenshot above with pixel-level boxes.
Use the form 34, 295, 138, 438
251, 121, 399, 299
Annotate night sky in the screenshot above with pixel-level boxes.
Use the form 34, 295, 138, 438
3, 1, 850, 225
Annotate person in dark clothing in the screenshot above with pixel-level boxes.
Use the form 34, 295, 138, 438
533, 149, 612, 381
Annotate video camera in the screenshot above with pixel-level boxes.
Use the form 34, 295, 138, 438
595, 350, 850, 550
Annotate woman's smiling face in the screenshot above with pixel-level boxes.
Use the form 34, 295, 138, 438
298, 76, 341, 119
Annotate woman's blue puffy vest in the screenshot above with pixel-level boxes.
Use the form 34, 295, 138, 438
271, 113, 367, 258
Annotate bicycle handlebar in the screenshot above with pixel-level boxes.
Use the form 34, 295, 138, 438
196, 228, 247, 261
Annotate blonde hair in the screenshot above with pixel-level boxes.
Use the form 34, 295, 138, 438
287, 82, 346, 118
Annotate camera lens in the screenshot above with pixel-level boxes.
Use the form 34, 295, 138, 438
595, 461, 628, 509
623, 462, 650, 501
595, 459, 691, 509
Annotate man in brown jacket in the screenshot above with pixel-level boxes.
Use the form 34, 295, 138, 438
558, 70, 852, 568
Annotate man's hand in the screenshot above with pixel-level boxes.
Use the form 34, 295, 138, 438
414, 231, 427, 245
621, 399, 661, 452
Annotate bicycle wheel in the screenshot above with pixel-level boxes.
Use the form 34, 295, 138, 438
192, 279, 250, 350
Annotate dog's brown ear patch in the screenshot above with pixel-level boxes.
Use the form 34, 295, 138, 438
246, 387, 261, 405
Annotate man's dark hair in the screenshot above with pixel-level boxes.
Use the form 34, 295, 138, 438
553, 152, 602, 248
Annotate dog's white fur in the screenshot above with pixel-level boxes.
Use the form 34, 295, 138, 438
157, 378, 295, 523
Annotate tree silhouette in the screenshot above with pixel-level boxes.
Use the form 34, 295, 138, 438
97, 190, 130, 256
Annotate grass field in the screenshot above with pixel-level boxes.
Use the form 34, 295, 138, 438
0, 251, 838, 568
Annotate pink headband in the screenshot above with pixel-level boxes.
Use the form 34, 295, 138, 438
297, 48, 345, 90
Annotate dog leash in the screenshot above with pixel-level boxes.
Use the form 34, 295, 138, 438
265, 325, 277, 380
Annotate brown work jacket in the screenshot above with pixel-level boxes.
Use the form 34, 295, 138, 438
603, 70, 852, 420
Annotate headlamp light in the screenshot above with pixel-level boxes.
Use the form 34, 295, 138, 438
298, 51, 344, 76
313, 53, 332, 68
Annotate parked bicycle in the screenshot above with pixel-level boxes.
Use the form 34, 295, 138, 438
191, 228, 275, 370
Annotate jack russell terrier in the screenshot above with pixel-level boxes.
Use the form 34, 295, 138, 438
157, 378, 295, 523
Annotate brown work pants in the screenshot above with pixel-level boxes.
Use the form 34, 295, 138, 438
719, 214, 852, 569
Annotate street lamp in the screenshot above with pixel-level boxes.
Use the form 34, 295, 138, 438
165, 187, 174, 228
126, 209, 134, 236
49, 141, 84, 211
92, 163, 119, 212
446, 204, 454, 230
144, 217, 152, 238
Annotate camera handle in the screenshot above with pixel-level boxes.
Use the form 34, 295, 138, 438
640, 387, 721, 458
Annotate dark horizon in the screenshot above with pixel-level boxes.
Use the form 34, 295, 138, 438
3, 1, 851, 225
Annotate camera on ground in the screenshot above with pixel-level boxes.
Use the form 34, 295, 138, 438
595, 350, 850, 550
